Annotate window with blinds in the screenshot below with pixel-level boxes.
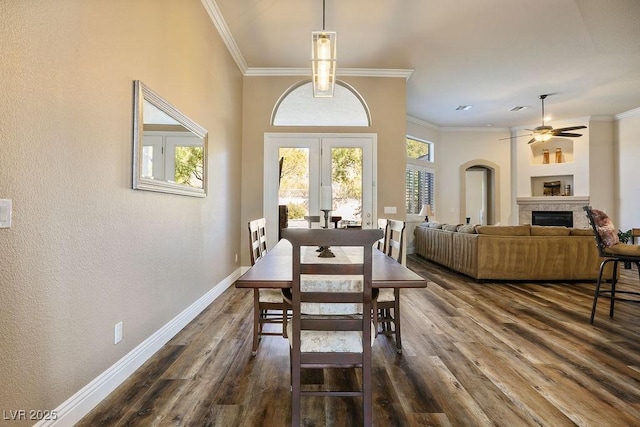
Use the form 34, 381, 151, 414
405, 166, 434, 214
405, 136, 434, 215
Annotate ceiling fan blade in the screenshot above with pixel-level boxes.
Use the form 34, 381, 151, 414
527, 138, 536, 144
554, 132, 583, 138
499, 134, 532, 141
554, 125, 587, 132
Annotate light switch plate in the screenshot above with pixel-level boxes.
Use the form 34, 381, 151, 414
0, 199, 11, 229
384, 206, 397, 214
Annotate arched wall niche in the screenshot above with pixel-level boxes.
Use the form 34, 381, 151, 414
271, 79, 371, 127
459, 159, 501, 225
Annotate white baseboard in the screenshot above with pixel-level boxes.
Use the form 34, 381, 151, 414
36, 268, 242, 427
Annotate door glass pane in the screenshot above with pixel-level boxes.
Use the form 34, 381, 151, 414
279, 147, 309, 228
331, 147, 362, 226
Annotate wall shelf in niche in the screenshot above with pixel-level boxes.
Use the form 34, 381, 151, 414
531, 175, 574, 197
530, 138, 574, 165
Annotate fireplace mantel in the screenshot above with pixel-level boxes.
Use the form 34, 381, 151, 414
516, 196, 590, 228
516, 196, 589, 205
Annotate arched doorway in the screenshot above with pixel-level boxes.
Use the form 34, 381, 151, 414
459, 160, 500, 225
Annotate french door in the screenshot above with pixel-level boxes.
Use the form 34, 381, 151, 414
264, 133, 377, 246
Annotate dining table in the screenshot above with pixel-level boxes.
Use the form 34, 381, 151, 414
235, 238, 428, 290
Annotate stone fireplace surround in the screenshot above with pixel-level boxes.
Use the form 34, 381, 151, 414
517, 196, 589, 229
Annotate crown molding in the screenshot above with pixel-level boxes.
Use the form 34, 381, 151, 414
245, 67, 414, 79
616, 107, 640, 120
201, 0, 248, 73
589, 115, 615, 122
406, 115, 439, 130
440, 126, 511, 132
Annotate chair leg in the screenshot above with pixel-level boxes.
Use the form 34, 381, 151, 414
591, 259, 610, 324
372, 300, 379, 337
291, 351, 301, 426
252, 290, 260, 355
394, 289, 402, 353
282, 303, 288, 338
610, 261, 620, 318
363, 347, 372, 426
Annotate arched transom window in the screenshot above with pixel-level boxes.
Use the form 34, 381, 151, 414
271, 80, 371, 127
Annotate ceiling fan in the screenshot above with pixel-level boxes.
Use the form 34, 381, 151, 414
501, 94, 587, 143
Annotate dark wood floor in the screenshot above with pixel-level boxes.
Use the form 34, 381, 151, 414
79, 256, 640, 426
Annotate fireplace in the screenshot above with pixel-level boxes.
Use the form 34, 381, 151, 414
532, 211, 573, 227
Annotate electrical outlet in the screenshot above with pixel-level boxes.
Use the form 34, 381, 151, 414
383, 206, 397, 214
114, 322, 123, 344
0, 199, 11, 229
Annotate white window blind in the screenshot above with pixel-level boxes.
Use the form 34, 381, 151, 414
405, 164, 434, 215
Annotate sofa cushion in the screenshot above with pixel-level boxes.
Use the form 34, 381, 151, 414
570, 228, 594, 236
475, 224, 531, 236
443, 224, 461, 232
428, 222, 443, 229
591, 209, 619, 247
457, 224, 477, 234
531, 226, 571, 236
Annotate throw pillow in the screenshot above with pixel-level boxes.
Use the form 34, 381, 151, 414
457, 224, 477, 234
591, 209, 619, 247
443, 224, 461, 232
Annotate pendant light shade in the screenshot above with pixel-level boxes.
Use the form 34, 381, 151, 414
311, 0, 336, 97
311, 31, 336, 97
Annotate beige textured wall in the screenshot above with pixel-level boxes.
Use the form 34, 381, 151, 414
437, 130, 513, 225
588, 119, 615, 217
240, 76, 407, 265
616, 112, 640, 230
0, 0, 242, 420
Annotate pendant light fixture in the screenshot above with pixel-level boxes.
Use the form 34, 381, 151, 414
311, 0, 336, 97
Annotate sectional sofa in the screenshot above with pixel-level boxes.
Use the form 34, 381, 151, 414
414, 222, 612, 281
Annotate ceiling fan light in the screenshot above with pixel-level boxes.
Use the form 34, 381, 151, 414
311, 31, 336, 97
534, 133, 552, 142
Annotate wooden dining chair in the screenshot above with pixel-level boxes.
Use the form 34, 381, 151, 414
281, 228, 383, 426
377, 218, 388, 253
248, 218, 288, 356
376, 219, 405, 352
583, 206, 640, 324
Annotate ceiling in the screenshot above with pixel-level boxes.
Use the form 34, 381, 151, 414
210, 0, 640, 129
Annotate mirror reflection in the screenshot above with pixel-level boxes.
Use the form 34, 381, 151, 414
133, 81, 207, 197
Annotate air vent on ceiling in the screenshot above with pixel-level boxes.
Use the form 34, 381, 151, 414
455, 105, 473, 111
509, 106, 530, 112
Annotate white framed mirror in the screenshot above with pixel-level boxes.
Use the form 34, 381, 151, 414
133, 80, 208, 197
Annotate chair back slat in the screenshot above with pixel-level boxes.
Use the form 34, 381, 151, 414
248, 218, 268, 265
377, 218, 388, 252
301, 292, 363, 304
301, 263, 363, 275
301, 318, 363, 331
386, 219, 406, 264
583, 206, 610, 258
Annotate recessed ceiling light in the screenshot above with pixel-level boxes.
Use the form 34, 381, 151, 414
455, 105, 473, 111
509, 106, 530, 112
